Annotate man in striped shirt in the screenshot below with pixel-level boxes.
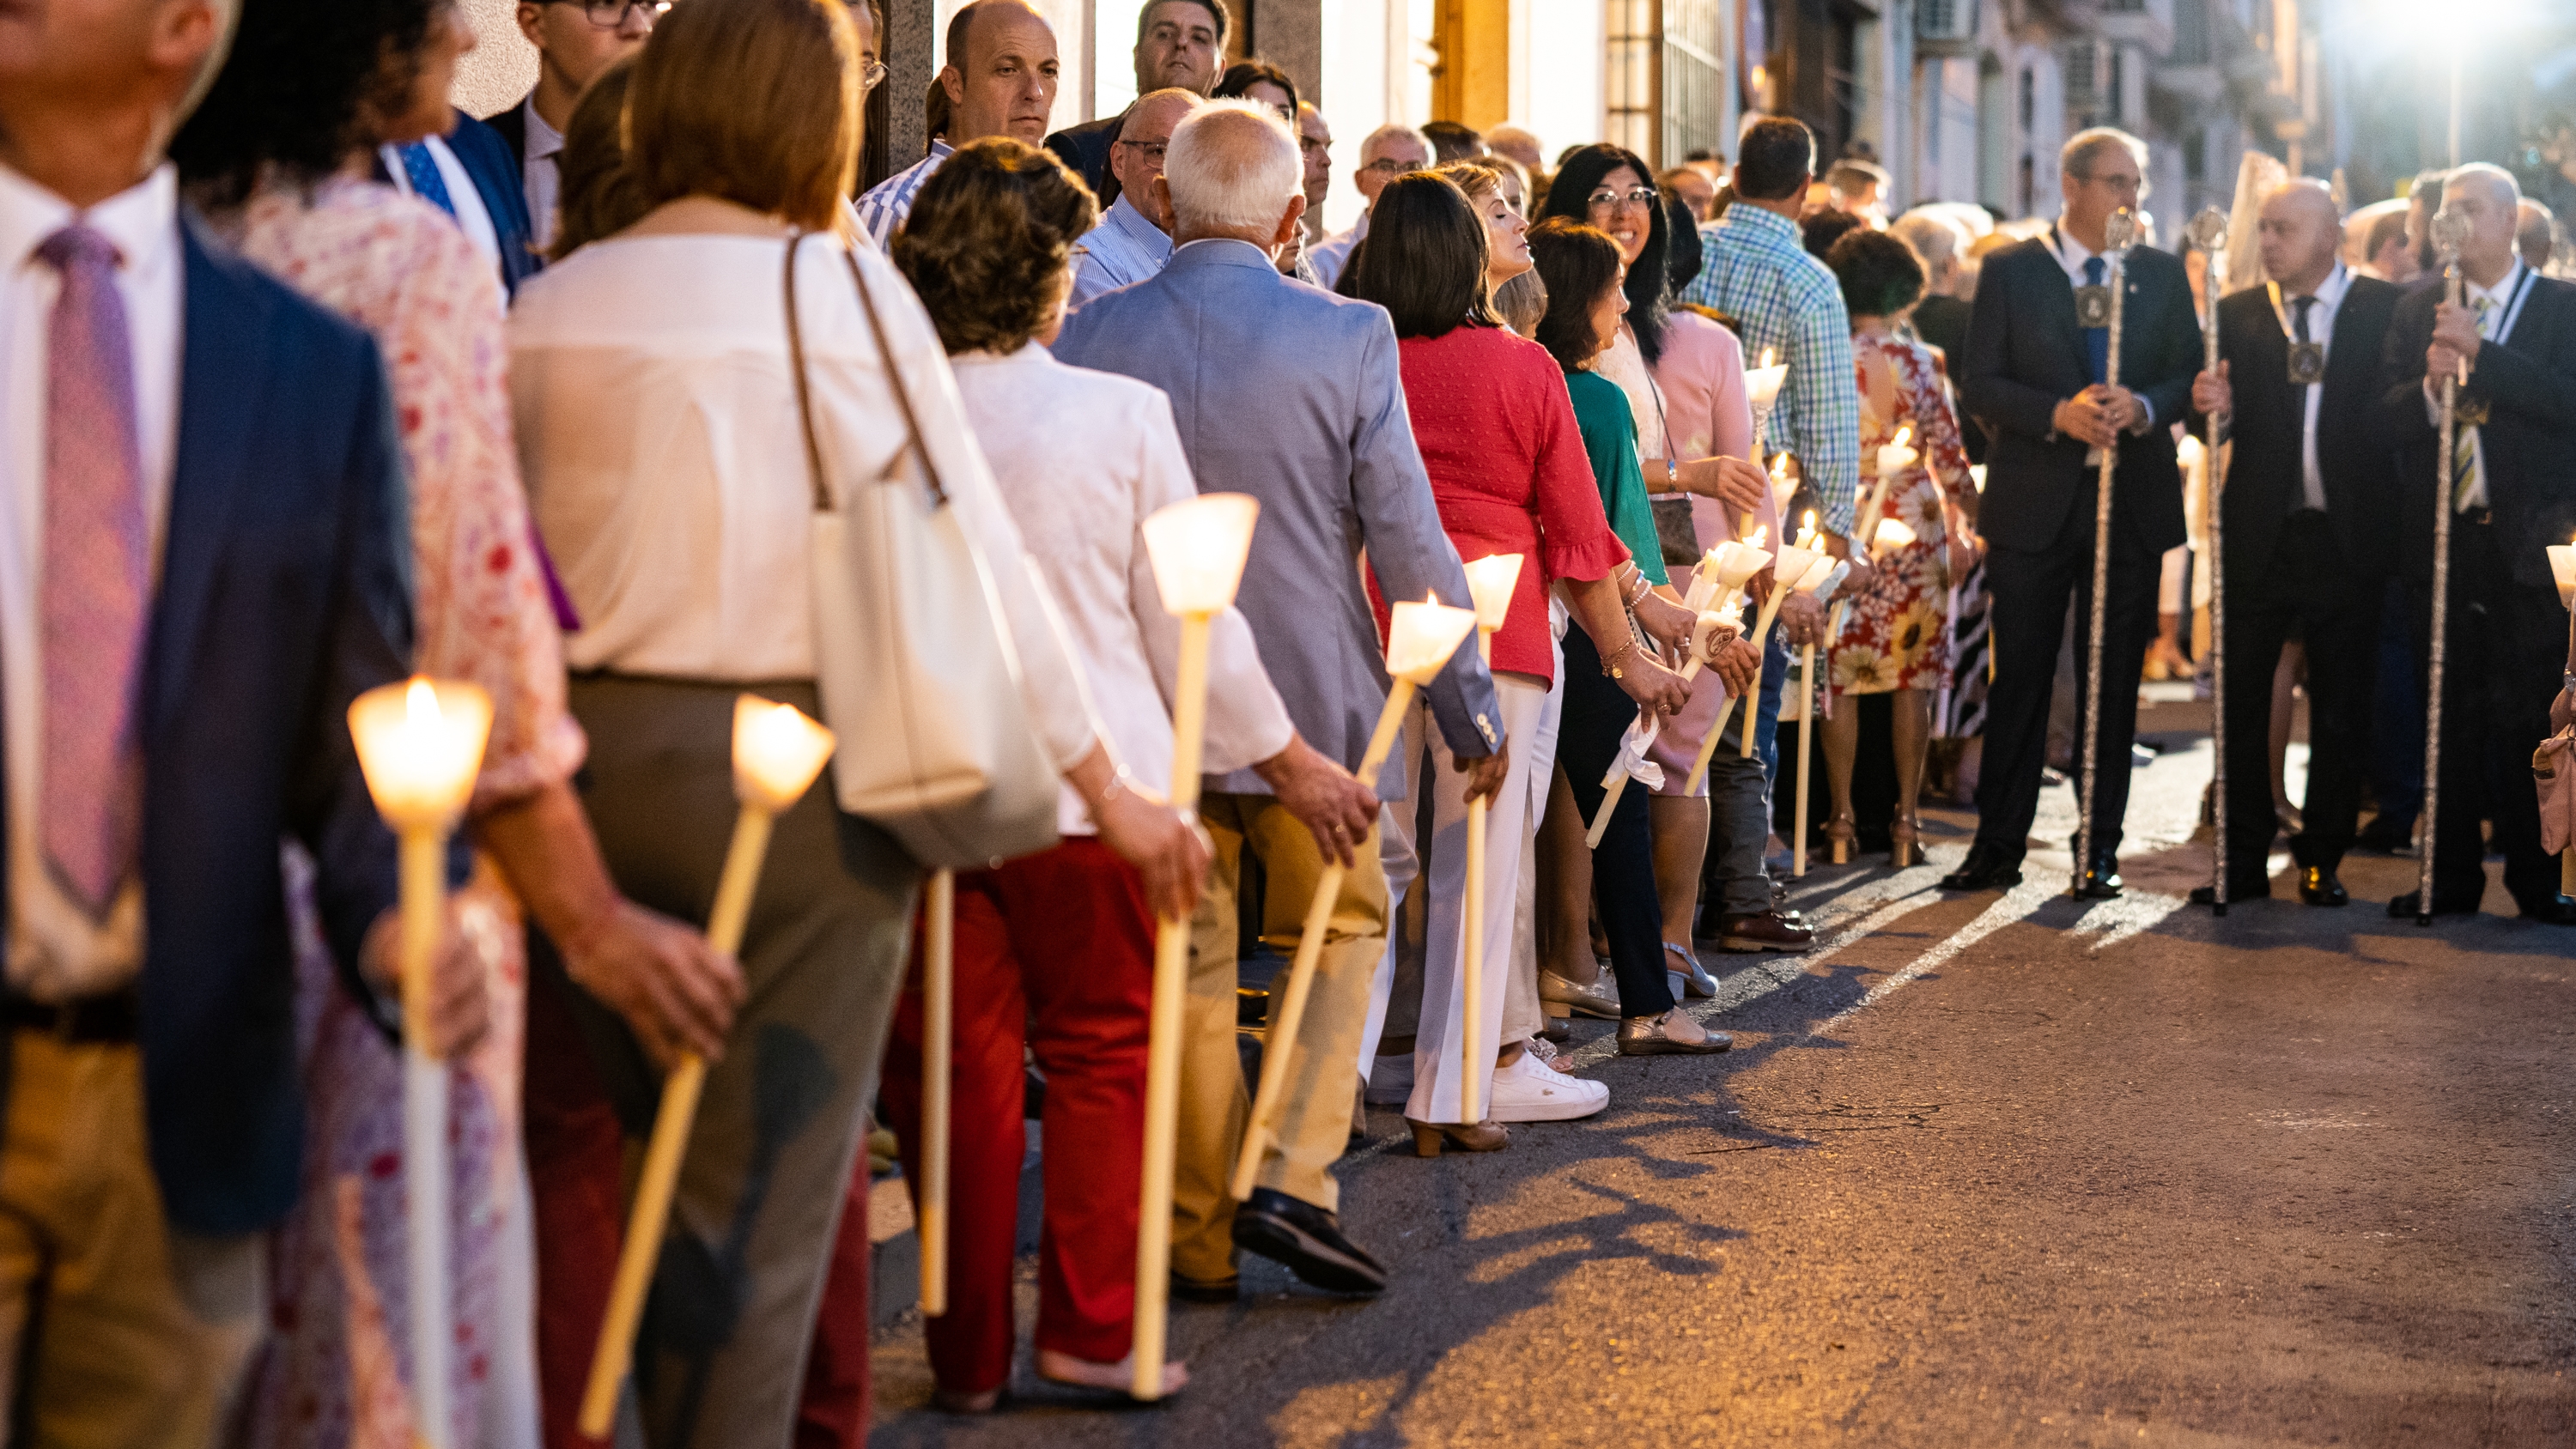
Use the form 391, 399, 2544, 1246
854, 0, 1058, 245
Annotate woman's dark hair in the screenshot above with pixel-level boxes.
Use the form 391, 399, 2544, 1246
550, 54, 649, 260
1802, 207, 1865, 260
892, 137, 1099, 356
171, 0, 442, 207
925, 74, 952, 140
629, 0, 860, 232
1663, 190, 1703, 295
1540, 143, 1668, 365
1212, 59, 1299, 118
1526, 217, 1624, 373
1335, 173, 1498, 339
1826, 227, 1926, 320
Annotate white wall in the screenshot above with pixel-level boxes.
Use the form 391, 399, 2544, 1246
1515, 0, 1601, 179
1317, 0, 1394, 233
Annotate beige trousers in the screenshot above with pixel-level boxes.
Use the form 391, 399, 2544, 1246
1173, 792, 1389, 1281
0, 1034, 264, 1449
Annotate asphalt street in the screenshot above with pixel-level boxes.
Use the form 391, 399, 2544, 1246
866, 712, 2576, 1446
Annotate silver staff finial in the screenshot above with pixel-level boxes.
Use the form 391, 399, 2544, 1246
2431, 205, 2472, 263
2186, 206, 2229, 252
2102, 207, 2136, 252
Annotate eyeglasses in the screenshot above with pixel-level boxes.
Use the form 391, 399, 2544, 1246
1115, 139, 1170, 167
1588, 186, 1658, 212
859, 60, 889, 92
1360, 157, 1417, 176
546, 0, 669, 28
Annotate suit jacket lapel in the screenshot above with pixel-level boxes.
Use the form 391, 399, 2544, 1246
149, 220, 275, 733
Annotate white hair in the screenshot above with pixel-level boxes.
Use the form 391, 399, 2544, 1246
1889, 210, 1965, 271
2445, 161, 2522, 209
1358, 122, 1432, 167
1165, 99, 1302, 233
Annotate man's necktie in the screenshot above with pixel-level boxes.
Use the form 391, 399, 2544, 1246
2292, 295, 2315, 348
398, 142, 459, 219
2082, 256, 2109, 385
35, 226, 148, 918
2452, 294, 2495, 512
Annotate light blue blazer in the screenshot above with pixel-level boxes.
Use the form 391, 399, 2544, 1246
1051, 239, 1504, 799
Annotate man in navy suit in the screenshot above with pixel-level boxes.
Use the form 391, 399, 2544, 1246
0, 0, 477, 1438
1947, 126, 2202, 898
486, 0, 660, 258
379, 108, 544, 297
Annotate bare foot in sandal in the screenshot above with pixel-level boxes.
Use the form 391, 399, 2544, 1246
1036, 1347, 1188, 1397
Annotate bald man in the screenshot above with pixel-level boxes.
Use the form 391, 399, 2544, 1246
2373, 164, 2576, 921
1068, 87, 1201, 307
2186, 181, 2403, 907
854, 0, 1059, 245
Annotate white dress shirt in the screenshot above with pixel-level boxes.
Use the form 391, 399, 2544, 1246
0, 163, 182, 999
2429, 258, 2536, 512
2266, 262, 2350, 512
951, 344, 1292, 833
522, 97, 565, 254
379, 136, 499, 269
2050, 220, 2156, 428
1308, 210, 1368, 290
508, 229, 1100, 773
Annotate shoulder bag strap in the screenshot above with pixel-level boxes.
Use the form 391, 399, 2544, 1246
782, 232, 833, 512
841, 246, 951, 507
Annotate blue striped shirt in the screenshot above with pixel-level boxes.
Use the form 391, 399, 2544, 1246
1675, 204, 1860, 535
853, 139, 956, 247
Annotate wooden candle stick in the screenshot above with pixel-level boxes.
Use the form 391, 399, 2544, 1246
1131, 492, 1261, 1399
580, 695, 835, 1437
1232, 597, 1477, 1201
347, 676, 495, 1449
919, 868, 954, 1317
1459, 555, 1523, 1125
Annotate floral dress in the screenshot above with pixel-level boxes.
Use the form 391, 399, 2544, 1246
1829, 333, 1978, 696
222, 177, 584, 1449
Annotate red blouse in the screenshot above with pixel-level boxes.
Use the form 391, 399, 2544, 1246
1371, 324, 1629, 683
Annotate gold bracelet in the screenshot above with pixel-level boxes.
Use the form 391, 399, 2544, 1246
1601, 636, 1637, 679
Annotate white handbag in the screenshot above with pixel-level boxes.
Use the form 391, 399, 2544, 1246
783, 235, 1061, 870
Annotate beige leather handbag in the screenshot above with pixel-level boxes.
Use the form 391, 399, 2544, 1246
782, 234, 1060, 870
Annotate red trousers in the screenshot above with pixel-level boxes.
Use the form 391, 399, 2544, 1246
872, 839, 1154, 1395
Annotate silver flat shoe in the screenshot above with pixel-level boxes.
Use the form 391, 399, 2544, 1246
1665, 941, 1719, 997
1617, 1009, 1733, 1056
1540, 968, 1622, 1020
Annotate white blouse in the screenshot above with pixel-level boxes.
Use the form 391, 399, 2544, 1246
950, 344, 1292, 834
508, 231, 1098, 773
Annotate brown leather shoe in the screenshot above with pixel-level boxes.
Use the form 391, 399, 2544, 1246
1716, 910, 1814, 953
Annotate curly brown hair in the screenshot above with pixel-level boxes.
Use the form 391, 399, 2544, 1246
892, 137, 1100, 356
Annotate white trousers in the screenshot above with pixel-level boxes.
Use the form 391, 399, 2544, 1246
1360, 674, 1551, 1125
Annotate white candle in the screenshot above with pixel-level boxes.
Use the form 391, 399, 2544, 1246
1385, 595, 1481, 684
348, 677, 493, 829
1461, 554, 1525, 634
1143, 493, 1261, 615
2548, 543, 2575, 609
732, 695, 838, 813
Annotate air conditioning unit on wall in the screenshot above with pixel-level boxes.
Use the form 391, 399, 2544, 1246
1919, 0, 1978, 58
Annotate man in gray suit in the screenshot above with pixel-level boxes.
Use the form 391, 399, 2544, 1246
1054, 100, 1506, 1299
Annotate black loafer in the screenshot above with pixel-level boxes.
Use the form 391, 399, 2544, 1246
2188, 876, 2270, 906
1939, 845, 2022, 892
1230, 1188, 1386, 1295
2516, 894, 2576, 925
1170, 1271, 1241, 1305
2389, 889, 2482, 919
2298, 866, 2348, 906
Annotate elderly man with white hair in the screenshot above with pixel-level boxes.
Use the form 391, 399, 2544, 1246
1307, 120, 1430, 288
2372, 162, 2576, 922
1053, 100, 1506, 1302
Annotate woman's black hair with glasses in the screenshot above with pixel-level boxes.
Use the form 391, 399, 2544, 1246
1540, 142, 1670, 365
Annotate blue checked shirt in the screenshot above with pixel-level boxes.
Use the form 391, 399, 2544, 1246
853, 139, 955, 247
1676, 204, 1860, 535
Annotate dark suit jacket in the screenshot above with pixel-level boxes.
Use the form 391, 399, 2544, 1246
2202, 274, 2403, 579
483, 90, 530, 169
1959, 234, 2202, 556
1045, 113, 1122, 205
2375, 268, 2576, 586
447, 107, 542, 296
38, 221, 421, 1234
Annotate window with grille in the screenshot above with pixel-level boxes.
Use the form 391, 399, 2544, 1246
1604, 0, 1731, 168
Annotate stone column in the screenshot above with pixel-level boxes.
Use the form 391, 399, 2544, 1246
1246, 0, 1321, 109
887, 0, 939, 167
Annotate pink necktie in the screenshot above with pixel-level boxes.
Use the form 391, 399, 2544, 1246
36, 224, 147, 918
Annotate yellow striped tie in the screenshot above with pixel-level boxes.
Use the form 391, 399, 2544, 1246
2451, 294, 2495, 512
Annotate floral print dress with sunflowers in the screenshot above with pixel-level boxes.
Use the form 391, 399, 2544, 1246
1831, 333, 1977, 696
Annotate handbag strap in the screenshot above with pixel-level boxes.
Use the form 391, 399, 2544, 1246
779, 232, 952, 512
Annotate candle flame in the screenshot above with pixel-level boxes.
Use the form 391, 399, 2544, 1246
406, 676, 439, 727
1893, 424, 1913, 449
1759, 347, 1777, 369
1748, 525, 1767, 549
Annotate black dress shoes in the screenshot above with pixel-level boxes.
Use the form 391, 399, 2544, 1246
2188, 874, 2271, 907
2388, 888, 2482, 919
1170, 1271, 1241, 1305
2516, 894, 2576, 925
1231, 1188, 1387, 1295
2297, 866, 2348, 906
2071, 858, 2123, 900
1939, 845, 2022, 892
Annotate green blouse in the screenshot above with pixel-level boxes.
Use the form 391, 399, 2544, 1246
1564, 368, 1668, 587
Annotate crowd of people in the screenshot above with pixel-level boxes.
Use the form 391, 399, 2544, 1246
2, 0, 2572, 1444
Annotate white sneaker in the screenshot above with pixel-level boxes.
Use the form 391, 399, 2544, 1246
1486, 1049, 1609, 1122
1364, 1052, 1413, 1106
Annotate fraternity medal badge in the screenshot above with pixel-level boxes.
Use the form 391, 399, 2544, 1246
2286, 342, 2326, 386
2075, 284, 2113, 328
2456, 396, 2492, 427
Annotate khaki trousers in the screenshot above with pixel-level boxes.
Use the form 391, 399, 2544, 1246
0, 1035, 264, 1449
1174, 793, 1388, 1281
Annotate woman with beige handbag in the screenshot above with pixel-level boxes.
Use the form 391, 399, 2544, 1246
507, 1, 1203, 1442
